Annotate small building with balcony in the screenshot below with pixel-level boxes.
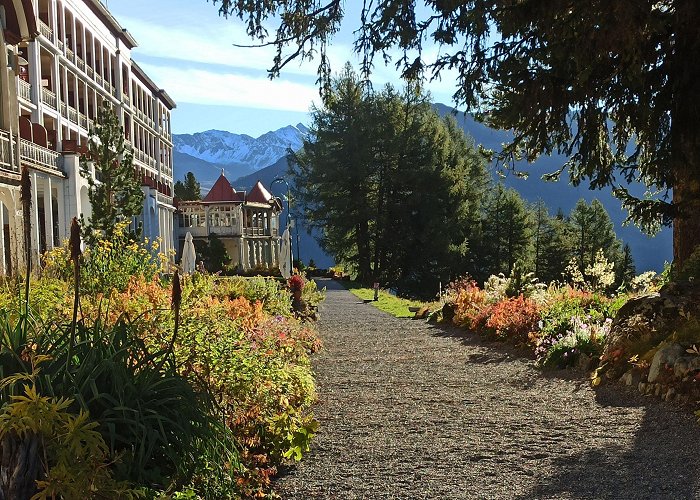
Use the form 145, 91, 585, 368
0, 0, 175, 275
176, 173, 283, 271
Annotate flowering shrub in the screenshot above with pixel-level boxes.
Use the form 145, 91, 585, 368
288, 274, 305, 292
485, 295, 540, 344
448, 276, 628, 372
43, 221, 169, 295
483, 273, 510, 303
4, 235, 323, 498
452, 281, 487, 328
536, 316, 612, 368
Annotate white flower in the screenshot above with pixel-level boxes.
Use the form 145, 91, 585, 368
89, 134, 102, 147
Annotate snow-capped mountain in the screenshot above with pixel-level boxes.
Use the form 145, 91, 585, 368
174, 123, 309, 173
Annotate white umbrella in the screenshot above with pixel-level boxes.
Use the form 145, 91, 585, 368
280, 227, 292, 279
180, 231, 196, 274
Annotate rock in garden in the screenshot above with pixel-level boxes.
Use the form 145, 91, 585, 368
648, 343, 686, 382
601, 281, 700, 381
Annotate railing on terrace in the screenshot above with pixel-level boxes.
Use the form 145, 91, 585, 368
210, 225, 241, 236
57, 40, 64, 52
0, 130, 16, 172
60, 102, 67, 118
86, 66, 94, 78
20, 138, 60, 172
157, 192, 173, 205
123, 94, 130, 106
41, 87, 57, 109
79, 113, 87, 128
76, 57, 85, 71
38, 20, 53, 40
17, 78, 31, 101
243, 227, 270, 237
68, 106, 77, 124
65, 47, 74, 62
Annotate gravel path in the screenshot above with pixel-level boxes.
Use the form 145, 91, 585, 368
274, 280, 700, 499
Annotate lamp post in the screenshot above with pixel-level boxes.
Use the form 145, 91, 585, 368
271, 177, 293, 272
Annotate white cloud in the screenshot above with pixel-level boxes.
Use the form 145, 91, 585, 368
122, 14, 345, 78
138, 63, 320, 111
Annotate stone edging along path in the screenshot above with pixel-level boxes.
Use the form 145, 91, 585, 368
274, 279, 700, 499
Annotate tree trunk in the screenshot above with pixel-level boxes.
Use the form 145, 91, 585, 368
0, 432, 41, 500
672, 0, 700, 269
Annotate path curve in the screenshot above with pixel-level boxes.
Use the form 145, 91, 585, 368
275, 280, 700, 499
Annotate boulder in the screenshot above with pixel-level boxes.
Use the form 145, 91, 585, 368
600, 281, 700, 381
441, 302, 456, 323
648, 343, 686, 382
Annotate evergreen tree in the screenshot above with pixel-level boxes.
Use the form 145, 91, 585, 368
291, 65, 488, 297
290, 64, 375, 283
213, 0, 700, 267
616, 244, 637, 288
568, 199, 623, 281
80, 103, 143, 240
478, 185, 533, 279
174, 172, 201, 201
532, 200, 572, 284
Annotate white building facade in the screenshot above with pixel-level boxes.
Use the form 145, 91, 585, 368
0, 0, 175, 275
176, 174, 284, 271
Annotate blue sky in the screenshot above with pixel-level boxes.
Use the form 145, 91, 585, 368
106, 0, 458, 136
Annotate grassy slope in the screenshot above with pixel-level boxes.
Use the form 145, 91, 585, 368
340, 281, 427, 319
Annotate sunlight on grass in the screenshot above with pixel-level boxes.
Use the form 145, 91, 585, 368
342, 281, 427, 319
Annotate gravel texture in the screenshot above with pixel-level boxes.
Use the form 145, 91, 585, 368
274, 279, 700, 499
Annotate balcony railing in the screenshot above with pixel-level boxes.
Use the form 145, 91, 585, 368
243, 228, 270, 237
68, 106, 78, 124
57, 40, 64, 52
157, 192, 173, 205
41, 87, 57, 110
38, 19, 53, 41
20, 138, 60, 172
95, 74, 103, 86
76, 57, 85, 71
60, 102, 67, 118
17, 78, 31, 101
123, 94, 130, 106
0, 130, 15, 172
79, 112, 87, 128
86, 66, 94, 78
65, 47, 74, 62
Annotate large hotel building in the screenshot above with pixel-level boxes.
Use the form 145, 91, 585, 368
0, 0, 175, 274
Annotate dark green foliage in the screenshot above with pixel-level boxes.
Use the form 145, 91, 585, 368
175, 172, 202, 201
477, 185, 532, 280
290, 66, 488, 298
568, 199, 625, 284
616, 244, 637, 288
532, 200, 573, 284
206, 233, 231, 272
80, 103, 144, 240
211, 0, 700, 265
0, 309, 214, 489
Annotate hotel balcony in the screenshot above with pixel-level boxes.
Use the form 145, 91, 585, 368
38, 19, 53, 41
19, 138, 61, 173
17, 78, 31, 101
243, 227, 273, 237
0, 131, 17, 173
41, 87, 57, 110
156, 192, 173, 205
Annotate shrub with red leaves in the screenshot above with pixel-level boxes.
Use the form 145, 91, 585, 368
485, 295, 541, 344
